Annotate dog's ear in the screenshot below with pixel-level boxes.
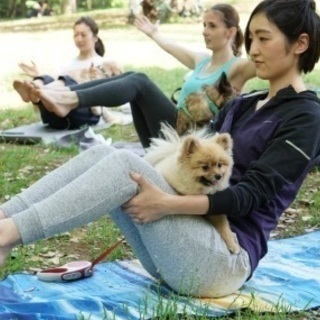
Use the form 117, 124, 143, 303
213, 133, 233, 154
215, 72, 233, 97
178, 136, 200, 162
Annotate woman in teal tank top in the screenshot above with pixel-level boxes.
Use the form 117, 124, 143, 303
176, 56, 240, 109
29, 4, 256, 148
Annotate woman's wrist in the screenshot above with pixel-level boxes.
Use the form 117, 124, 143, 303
165, 194, 209, 216
148, 28, 160, 40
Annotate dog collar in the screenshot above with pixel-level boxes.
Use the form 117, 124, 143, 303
204, 93, 220, 116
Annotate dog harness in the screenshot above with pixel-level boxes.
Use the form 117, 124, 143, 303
177, 91, 221, 119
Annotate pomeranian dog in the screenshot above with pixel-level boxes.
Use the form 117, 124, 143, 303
144, 123, 240, 254
176, 72, 236, 136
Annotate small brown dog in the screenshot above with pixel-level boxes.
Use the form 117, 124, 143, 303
176, 72, 236, 135
144, 123, 240, 254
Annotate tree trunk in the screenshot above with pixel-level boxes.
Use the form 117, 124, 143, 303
61, 0, 77, 14
86, 0, 93, 10
6, 0, 17, 17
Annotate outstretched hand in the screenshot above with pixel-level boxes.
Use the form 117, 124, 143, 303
133, 15, 160, 38
18, 61, 40, 78
122, 172, 172, 223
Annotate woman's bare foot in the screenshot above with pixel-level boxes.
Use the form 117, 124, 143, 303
13, 80, 40, 103
0, 218, 22, 266
32, 88, 79, 117
13, 80, 31, 102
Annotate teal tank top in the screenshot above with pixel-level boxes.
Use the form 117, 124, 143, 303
177, 56, 239, 115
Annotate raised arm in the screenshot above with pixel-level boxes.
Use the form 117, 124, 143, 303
134, 15, 208, 70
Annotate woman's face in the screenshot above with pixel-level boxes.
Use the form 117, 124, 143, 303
73, 23, 97, 54
248, 13, 299, 82
202, 10, 235, 52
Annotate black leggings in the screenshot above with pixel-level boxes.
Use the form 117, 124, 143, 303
34, 75, 100, 130
69, 72, 177, 148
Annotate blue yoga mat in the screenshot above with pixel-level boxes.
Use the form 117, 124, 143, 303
0, 231, 319, 319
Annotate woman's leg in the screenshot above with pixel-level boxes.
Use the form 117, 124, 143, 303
34, 75, 71, 129
0, 144, 117, 218
77, 72, 177, 147
110, 207, 251, 297
35, 72, 177, 147
0, 146, 250, 297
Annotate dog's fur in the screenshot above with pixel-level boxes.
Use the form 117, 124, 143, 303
176, 72, 236, 135
144, 124, 240, 254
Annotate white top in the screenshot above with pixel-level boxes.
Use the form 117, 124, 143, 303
57, 55, 105, 74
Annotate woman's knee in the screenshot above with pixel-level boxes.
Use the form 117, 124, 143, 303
83, 144, 116, 159
131, 72, 152, 86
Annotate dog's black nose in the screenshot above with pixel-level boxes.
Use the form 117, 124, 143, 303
215, 174, 222, 180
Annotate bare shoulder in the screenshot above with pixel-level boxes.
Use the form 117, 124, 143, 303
232, 58, 255, 76
228, 58, 256, 92
194, 53, 211, 67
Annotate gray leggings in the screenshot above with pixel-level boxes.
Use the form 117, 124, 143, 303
1, 145, 250, 297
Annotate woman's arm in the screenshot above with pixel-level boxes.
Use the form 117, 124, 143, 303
209, 100, 320, 218
229, 59, 256, 93
122, 172, 208, 223
134, 15, 208, 70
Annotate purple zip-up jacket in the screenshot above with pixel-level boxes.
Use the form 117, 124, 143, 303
206, 86, 320, 278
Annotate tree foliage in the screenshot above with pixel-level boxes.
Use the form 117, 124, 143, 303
0, 0, 127, 19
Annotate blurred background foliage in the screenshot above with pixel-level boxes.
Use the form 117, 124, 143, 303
0, 0, 128, 18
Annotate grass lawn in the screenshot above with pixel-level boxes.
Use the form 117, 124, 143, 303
0, 8, 320, 320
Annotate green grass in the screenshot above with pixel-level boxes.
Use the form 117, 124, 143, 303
1, 59, 320, 320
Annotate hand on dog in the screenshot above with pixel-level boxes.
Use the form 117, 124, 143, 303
122, 172, 170, 223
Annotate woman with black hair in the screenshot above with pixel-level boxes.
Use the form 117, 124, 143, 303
13, 16, 122, 129
2, 0, 319, 298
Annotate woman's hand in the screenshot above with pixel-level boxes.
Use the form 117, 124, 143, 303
133, 15, 160, 38
122, 172, 174, 223
88, 63, 104, 80
18, 61, 40, 78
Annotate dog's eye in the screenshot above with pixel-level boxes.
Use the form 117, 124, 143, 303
202, 164, 210, 171
217, 162, 223, 168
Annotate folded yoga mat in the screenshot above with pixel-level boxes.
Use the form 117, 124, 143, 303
0, 110, 133, 147
0, 231, 319, 320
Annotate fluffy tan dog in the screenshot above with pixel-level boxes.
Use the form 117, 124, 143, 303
176, 72, 236, 136
144, 124, 240, 254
